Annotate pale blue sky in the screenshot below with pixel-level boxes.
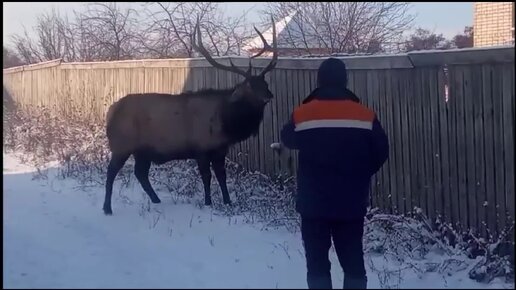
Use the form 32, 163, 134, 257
3, 2, 473, 45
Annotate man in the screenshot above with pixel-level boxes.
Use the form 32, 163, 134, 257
280, 58, 389, 289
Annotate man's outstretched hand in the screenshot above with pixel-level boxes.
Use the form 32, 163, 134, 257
270, 142, 282, 153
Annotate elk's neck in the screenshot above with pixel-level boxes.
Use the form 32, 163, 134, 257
220, 97, 266, 144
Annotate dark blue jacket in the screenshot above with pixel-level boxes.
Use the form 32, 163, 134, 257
281, 87, 389, 220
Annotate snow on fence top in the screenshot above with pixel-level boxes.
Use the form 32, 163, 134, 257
3, 45, 514, 73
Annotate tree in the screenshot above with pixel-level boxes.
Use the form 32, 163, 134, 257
451, 26, 473, 49
10, 30, 41, 64
7, 2, 256, 62
10, 9, 75, 64
71, 9, 102, 62
262, 2, 415, 56
9, 3, 147, 63
3, 46, 24, 68
74, 2, 141, 61
139, 2, 253, 58
403, 28, 451, 52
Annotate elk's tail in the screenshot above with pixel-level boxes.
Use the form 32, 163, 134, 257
106, 101, 119, 128
105, 100, 123, 147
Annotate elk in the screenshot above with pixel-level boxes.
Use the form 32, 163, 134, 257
103, 18, 278, 215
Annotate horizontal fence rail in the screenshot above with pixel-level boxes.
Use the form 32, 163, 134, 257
3, 46, 515, 238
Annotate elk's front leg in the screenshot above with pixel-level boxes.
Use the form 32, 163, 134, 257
211, 148, 231, 205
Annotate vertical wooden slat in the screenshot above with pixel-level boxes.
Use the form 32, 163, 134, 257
436, 66, 450, 224
400, 69, 413, 215
420, 68, 432, 219
447, 66, 461, 228
376, 70, 392, 213
463, 65, 478, 231
492, 64, 507, 236
416, 68, 431, 218
412, 68, 424, 213
393, 69, 406, 215
455, 65, 470, 230
183, 67, 193, 91
482, 64, 498, 237
420, 67, 431, 217
472, 64, 487, 236
426, 67, 438, 223
501, 63, 515, 234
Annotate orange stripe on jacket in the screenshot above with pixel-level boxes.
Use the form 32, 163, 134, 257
294, 99, 375, 121
293, 100, 376, 131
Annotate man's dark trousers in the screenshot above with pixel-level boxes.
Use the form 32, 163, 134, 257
301, 217, 367, 289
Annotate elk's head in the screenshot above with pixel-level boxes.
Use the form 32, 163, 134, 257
192, 17, 278, 106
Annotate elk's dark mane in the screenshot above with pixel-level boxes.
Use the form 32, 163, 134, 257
182, 88, 266, 143
220, 97, 265, 144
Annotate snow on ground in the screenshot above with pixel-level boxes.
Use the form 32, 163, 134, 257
3, 152, 513, 289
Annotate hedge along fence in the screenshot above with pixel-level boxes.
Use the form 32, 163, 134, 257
3, 46, 515, 239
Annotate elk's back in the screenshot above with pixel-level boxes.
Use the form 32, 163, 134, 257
106, 93, 228, 155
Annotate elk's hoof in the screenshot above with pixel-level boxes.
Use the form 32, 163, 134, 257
205, 200, 212, 206
103, 206, 113, 215
151, 197, 161, 204
223, 200, 232, 206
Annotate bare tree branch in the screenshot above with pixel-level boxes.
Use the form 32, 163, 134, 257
140, 2, 253, 58
261, 2, 415, 56
7, 2, 256, 62
75, 2, 141, 61
9, 9, 75, 63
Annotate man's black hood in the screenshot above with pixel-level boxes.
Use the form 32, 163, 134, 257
302, 58, 360, 104
317, 57, 348, 88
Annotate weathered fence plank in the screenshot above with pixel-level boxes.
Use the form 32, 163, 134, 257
492, 64, 507, 235
481, 64, 498, 237
501, 64, 515, 230
471, 65, 487, 236
463, 65, 477, 231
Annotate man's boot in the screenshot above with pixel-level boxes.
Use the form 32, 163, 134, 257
343, 275, 367, 289
307, 274, 332, 289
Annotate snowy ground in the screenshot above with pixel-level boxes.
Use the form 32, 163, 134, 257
3, 152, 514, 289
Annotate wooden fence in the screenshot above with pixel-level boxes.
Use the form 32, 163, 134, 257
3, 46, 515, 238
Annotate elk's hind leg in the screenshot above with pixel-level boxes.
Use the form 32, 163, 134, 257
134, 153, 161, 204
104, 153, 130, 215
211, 147, 231, 205
197, 156, 212, 206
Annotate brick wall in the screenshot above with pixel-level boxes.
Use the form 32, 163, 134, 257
474, 2, 514, 47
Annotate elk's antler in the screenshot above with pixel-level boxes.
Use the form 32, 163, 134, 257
192, 20, 250, 78
192, 16, 278, 78
258, 16, 278, 77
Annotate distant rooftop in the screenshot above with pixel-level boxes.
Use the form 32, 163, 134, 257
242, 10, 325, 55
